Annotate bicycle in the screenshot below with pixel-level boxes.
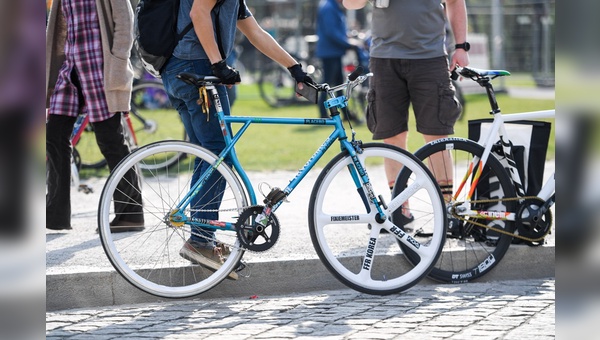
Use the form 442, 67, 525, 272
393, 66, 554, 283
97, 68, 448, 298
76, 77, 187, 170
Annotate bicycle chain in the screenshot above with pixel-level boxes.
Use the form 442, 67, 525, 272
450, 196, 553, 243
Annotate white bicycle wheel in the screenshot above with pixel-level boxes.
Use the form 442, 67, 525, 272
98, 141, 248, 298
308, 143, 446, 295
130, 81, 187, 170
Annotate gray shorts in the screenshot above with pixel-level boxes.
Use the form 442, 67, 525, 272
366, 56, 462, 139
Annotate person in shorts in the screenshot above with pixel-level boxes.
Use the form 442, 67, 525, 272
343, 0, 470, 222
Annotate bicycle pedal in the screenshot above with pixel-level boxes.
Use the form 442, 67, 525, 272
234, 260, 251, 278
264, 187, 288, 205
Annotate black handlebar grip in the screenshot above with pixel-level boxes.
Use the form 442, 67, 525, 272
348, 66, 364, 81
450, 69, 459, 81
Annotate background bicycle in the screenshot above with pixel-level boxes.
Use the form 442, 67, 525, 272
75, 75, 187, 171
46, 112, 137, 203
97, 69, 448, 298
393, 66, 554, 283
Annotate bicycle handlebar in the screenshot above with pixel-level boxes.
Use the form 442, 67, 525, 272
177, 65, 372, 103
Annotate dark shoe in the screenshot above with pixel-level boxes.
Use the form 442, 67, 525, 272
46, 224, 72, 231
108, 219, 145, 233
397, 213, 415, 233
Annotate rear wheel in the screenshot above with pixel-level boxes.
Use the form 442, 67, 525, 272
98, 141, 248, 298
129, 80, 187, 170
393, 138, 516, 283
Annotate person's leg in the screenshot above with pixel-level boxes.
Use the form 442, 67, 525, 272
46, 114, 77, 230
93, 113, 144, 227
409, 57, 461, 202
368, 58, 413, 220
161, 57, 231, 246
368, 58, 410, 190
423, 134, 454, 202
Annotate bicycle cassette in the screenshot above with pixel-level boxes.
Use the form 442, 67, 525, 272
235, 206, 280, 252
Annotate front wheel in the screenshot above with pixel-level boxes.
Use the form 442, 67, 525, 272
308, 143, 447, 295
98, 141, 248, 298
393, 138, 516, 283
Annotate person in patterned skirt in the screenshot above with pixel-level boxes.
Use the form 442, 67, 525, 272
46, 0, 143, 232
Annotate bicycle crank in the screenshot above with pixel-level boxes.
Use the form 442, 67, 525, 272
235, 205, 280, 252
450, 196, 553, 243
515, 198, 553, 243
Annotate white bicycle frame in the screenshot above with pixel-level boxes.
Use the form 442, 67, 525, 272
457, 109, 555, 217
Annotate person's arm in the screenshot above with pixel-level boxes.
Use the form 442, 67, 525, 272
237, 16, 313, 86
110, 0, 134, 60
237, 16, 297, 68
190, 0, 223, 64
445, 0, 470, 69
342, 0, 368, 10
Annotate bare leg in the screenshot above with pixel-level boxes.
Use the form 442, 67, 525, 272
423, 134, 453, 202
383, 132, 411, 217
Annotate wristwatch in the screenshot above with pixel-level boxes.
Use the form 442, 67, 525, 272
455, 42, 471, 52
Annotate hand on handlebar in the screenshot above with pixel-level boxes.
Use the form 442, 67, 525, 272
211, 60, 241, 85
288, 64, 315, 86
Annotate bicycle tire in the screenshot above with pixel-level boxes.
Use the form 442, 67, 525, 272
308, 143, 446, 295
130, 80, 188, 170
393, 138, 516, 283
257, 60, 296, 108
257, 57, 322, 108
98, 141, 248, 298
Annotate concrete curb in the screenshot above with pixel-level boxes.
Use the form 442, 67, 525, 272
47, 244, 554, 311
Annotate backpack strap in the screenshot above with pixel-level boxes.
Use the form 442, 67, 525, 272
177, 22, 194, 41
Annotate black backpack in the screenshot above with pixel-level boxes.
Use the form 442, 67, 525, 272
134, 0, 232, 78
134, 0, 191, 78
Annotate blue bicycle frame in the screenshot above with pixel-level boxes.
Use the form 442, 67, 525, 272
171, 83, 384, 231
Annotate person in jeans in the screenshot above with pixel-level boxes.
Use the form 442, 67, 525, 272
46, 0, 143, 232
161, 0, 313, 274
315, 0, 356, 121
343, 0, 469, 223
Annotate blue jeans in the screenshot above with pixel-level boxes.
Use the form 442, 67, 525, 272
318, 57, 344, 118
162, 56, 232, 245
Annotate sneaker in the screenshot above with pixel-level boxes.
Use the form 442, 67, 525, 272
179, 239, 238, 280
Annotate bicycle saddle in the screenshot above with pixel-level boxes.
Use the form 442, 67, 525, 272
459, 67, 510, 79
176, 72, 221, 87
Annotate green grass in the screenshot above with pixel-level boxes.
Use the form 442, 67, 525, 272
79, 82, 555, 178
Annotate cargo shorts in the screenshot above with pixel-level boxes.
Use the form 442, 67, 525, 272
366, 56, 462, 139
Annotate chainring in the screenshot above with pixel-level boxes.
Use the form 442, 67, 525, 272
235, 205, 280, 252
515, 198, 553, 241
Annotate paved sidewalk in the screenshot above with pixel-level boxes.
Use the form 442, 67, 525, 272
46, 278, 555, 339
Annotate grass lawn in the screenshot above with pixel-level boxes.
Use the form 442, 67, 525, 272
80, 80, 554, 177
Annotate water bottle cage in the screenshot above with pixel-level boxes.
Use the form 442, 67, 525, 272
324, 96, 347, 109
